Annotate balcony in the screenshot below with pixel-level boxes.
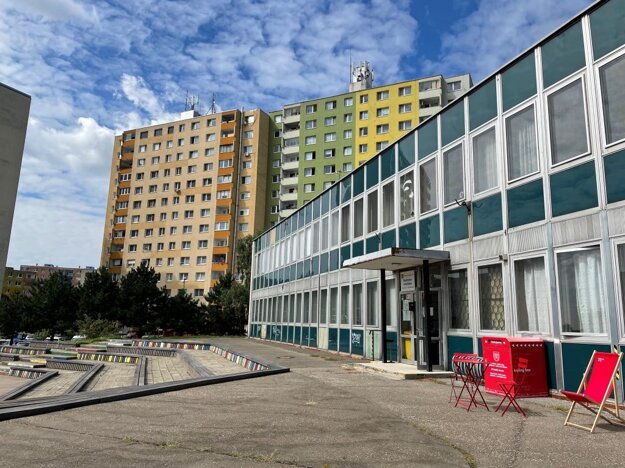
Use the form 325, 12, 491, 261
283, 128, 300, 139
280, 176, 298, 186
280, 208, 296, 218
282, 144, 299, 156
283, 113, 300, 125
280, 191, 298, 202
281, 160, 299, 171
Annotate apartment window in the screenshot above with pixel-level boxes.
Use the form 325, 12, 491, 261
304, 167, 315, 177
218, 159, 233, 168
376, 141, 389, 151
179, 124, 185, 132
304, 151, 315, 161
359, 111, 369, 120
359, 127, 368, 137
377, 90, 389, 100
135, 173, 144, 180
447, 269, 469, 329
599, 54, 625, 145
131, 215, 140, 223
473, 126, 498, 194
305, 136, 316, 145
514, 257, 550, 333
478, 264, 505, 330
420, 158, 437, 213
165, 273, 173, 281
155, 258, 163, 266
165, 154, 172, 162
240, 192, 251, 200
359, 144, 368, 154
241, 176, 252, 184
132, 201, 141, 209
167, 126, 174, 134
548, 78, 589, 164
271, 175, 280, 183
158, 227, 165, 236
153, 143, 161, 151
419, 80, 434, 92
150, 171, 158, 179
306, 104, 317, 114
343, 129, 353, 139
341, 205, 351, 243
376, 124, 389, 135
183, 225, 192, 234
178, 138, 184, 146
343, 146, 353, 156
325, 100, 336, 110
323, 181, 332, 189
204, 163, 213, 171
219, 144, 234, 153
376, 107, 389, 117
175, 167, 182, 176
353, 198, 364, 237
447, 81, 462, 92
129, 244, 137, 252
196, 256, 207, 265
239, 208, 249, 216
166, 141, 173, 149
154, 128, 163, 137
324, 116, 336, 126
243, 130, 253, 139
443, 144, 464, 205
399, 103, 412, 113
305, 119, 317, 129
202, 178, 212, 187
366, 282, 378, 326
196, 272, 205, 281
271, 190, 279, 198
360, 94, 369, 104
215, 222, 229, 231
142, 243, 152, 252
140, 130, 148, 139
400, 172, 414, 221
182, 241, 191, 249
506, 104, 538, 181
187, 165, 197, 174
207, 118, 216, 127
324, 165, 336, 174
239, 223, 249, 232
304, 183, 315, 193
557, 246, 605, 334
184, 210, 194, 219
324, 148, 335, 158
399, 120, 412, 131
180, 257, 190, 266
325, 132, 336, 142
134, 187, 143, 195
157, 242, 164, 251
205, 148, 215, 157
382, 181, 395, 227
399, 85, 411, 96
176, 153, 183, 161
344, 97, 353, 106
344, 113, 353, 123
217, 190, 230, 199
189, 150, 198, 159
243, 145, 253, 155
167, 258, 174, 266
201, 193, 211, 202
201, 208, 210, 217
147, 199, 156, 208
151, 156, 160, 165
242, 160, 252, 169
199, 224, 209, 233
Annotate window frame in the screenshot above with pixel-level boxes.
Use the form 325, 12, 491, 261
470, 123, 500, 198
503, 100, 541, 185
594, 47, 625, 151
476, 261, 507, 334
418, 154, 438, 215
442, 141, 465, 207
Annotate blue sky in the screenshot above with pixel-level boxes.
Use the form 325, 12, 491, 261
0, 0, 592, 268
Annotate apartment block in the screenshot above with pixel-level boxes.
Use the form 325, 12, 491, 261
0, 83, 30, 295
264, 65, 472, 226
2, 267, 36, 297
101, 109, 269, 298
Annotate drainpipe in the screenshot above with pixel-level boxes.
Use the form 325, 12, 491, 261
232, 107, 245, 277
423, 259, 432, 372
380, 268, 387, 363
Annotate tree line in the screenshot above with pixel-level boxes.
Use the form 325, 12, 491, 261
0, 236, 253, 339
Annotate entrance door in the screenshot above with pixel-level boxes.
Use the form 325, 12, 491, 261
416, 290, 443, 370
400, 292, 417, 363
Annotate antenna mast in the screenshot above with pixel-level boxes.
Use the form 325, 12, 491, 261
208, 93, 217, 115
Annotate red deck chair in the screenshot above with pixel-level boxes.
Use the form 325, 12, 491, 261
561, 351, 625, 433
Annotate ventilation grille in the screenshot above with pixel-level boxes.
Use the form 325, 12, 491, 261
473, 235, 504, 260
607, 206, 625, 237
448, 242, 470, 265
552, 213, 600, 246
509, 224, 547, 253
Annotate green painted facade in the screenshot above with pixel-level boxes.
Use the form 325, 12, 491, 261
265, 110, 283, 227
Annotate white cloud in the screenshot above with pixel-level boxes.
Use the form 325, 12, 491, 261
422, 0, 593, 82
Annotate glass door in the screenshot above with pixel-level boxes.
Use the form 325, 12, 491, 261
416, 290, 443, 370
400, 292, 417, 363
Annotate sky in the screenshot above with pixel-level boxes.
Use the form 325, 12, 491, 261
1, 0, 593, 268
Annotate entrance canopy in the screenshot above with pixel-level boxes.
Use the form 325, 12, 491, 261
342, 247, 449, 271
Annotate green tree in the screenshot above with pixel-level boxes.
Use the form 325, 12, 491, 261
78, 266, 120, 322
118, 264, 168, 335
204, 272, 248, 335
28, 272, 79, 336
235, 235, 254, 289
0, 293, 29, 338
162, 290, 203, 335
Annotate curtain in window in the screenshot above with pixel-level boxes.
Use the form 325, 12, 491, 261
515, 257, 549, 332
478, 264, 505, 330
400, 173, 414, 221
558, 248, 606, 333
420, 158, 437, 213
506, 105, 538, 180
600, 54, 625, 144
444, 144, 464, 204
366, 282, 378, 326
382, 182, 395, 227
473, 127, 498, 193
385, 279, 397, 327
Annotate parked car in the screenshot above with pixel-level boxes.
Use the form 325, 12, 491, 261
71, 335, 86, 341
25, 334, 36, 341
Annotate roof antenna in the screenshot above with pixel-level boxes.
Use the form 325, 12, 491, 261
208, 93, 217, 115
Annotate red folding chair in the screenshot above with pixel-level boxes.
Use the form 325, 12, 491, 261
449, 353, 477, 403
495, 357, 528, 417
561, 351, 624, 433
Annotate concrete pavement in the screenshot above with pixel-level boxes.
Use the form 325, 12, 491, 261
1, 337, 623, 467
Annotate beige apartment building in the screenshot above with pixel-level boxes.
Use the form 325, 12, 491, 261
101, 108, 269, 298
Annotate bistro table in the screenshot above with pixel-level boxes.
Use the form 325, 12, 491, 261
452, 354, 490, 412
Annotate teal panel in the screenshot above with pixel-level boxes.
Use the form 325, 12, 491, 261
281, 325, 287, 342
443, 207, 468, 243
287, 325, 293, 343
542, 21, 585, 89
341, 177, 352, 204
329, 249, 340, 271
386, 331, 398, 362
473, 193, 503, 236
328, 327, 338, 351
366, 235, 379, 254
298, 210, 305, 228
441, 101, 465, 147
294, 326, 301, 345
353, 167, 365, 196
399, 223, 417, 249
273, 324, 283, 342
302, 327, 309, 347
469, 79, 497, 131
331, 186, 340, 209
398, 133, 415, 170
381, 229, 396, 249
305, 204, 312, 224
311, 255, 319, 276
604, 150, 625, 204
507, 179, 545, 228
351, 329, 364, 355
420, 215, 440, 249
366, 157, 379, 189
590, 0, 625, 60
381, 146, 396, 181
418, 119, 438, 160
313, 198, 321, 219
550, 161, 598, 217
502, 52, 536, 111
446, 335, 474, 370
320, 252, 329, 274
309, 327, 318, 348
340, 245, 351, 267
321, 192, 330, 214
339, 329, 350, 353
352, 240, 364, 257
562, 342, 611, 391
477, 338, 483, 357
544, 340, 557, 390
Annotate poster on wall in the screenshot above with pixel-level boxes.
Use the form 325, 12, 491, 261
400, 271, 415, 292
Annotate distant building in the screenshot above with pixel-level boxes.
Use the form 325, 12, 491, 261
0, 83, 30, 297
18, 264, 96, 287
1, 267, 36, 297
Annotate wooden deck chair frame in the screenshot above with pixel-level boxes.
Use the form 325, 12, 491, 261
562, 351, 625, 433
